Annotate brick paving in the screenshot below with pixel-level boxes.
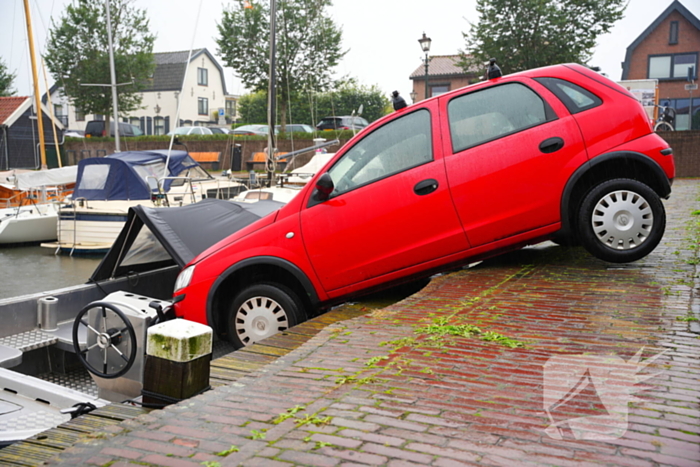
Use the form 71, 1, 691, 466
47, 179, 699, 467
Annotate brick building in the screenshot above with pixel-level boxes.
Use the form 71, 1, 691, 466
409, 55, 479, 103
621, 0, 700, 130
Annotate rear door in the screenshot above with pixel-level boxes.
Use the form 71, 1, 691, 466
300, 107, 469, 293
441, 79, 588, 247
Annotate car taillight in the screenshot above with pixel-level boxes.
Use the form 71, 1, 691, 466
340, 126, 350, 130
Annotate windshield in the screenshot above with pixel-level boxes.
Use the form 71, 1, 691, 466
132, 161, 167, 188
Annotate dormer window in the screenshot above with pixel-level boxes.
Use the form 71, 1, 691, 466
669, 21, 679, 45
198, 67, 208, 86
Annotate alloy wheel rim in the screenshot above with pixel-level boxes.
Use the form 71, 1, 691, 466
235, 296, 289, 345
591, 189, 653, 250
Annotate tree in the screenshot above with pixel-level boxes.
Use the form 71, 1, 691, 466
44, 0, 155, 127
217, 0, 345, 131
460, 0, 626, 76
0, 58, 15, 97
237, 81, 389, 127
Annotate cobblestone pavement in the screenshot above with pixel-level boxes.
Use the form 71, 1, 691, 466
49, 179, 699, 467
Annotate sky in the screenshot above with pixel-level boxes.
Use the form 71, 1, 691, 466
2, 0, 699, 102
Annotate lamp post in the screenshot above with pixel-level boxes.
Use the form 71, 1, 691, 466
410, 91, 417, 103
418, 32, 432, 100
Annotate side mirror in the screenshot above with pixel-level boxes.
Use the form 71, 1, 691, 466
314, 173, 334, 202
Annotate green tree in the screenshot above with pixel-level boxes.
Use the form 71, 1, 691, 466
44, 0, 155, 127
237, 81, 389, 127
460, 0, 626, 75
0, 58, 16, 97
217, 0, 345, 131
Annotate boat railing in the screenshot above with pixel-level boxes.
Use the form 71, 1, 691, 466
203, 177, 246, 200
147, 176, 198, 207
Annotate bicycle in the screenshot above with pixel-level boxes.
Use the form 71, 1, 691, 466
654, 105, 676, 131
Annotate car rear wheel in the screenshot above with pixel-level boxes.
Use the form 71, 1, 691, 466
226, 283, 306, 349
578, 179, 665, 263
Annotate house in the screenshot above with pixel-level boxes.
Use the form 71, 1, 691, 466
0, 96, 64, 170
409, 55, 479, 102
621, 0, 700, 130
45, 48, 237, 134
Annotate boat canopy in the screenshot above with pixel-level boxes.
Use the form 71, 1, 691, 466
72, 150, 207, 201
91, 199, 284, 281
0, 166, 77, 190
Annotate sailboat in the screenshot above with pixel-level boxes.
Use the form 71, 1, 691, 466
0, 166, 77, 244
0, 1, 75, 245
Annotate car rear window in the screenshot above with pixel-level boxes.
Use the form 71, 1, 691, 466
448, 82, 552, 153
533, 77, 602, 114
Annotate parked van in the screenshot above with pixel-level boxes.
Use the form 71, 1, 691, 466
84, 120, 144, 138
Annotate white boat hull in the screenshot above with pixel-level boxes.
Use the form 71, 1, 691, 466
0, 204, 58, 244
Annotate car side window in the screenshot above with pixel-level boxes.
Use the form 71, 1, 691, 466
327, 109, 432, 196
448, 83, 551, 153
533, 77, 602, 114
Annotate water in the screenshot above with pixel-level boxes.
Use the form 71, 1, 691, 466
0, 245, 102, 299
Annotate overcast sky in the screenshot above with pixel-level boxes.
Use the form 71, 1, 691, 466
2, 0, 699, 102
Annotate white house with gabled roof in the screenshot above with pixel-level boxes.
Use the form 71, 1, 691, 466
45, 48, 239, 135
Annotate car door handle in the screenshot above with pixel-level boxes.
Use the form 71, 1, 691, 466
539, 137, 565, 154
414, 179, 438, 196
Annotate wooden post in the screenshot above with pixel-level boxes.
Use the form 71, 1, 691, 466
142, 320, 212, 408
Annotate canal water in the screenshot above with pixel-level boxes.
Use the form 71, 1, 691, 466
0, 245, 102, 299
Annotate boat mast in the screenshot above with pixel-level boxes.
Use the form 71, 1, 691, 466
266, 0, 277, 187
22, 0, 48, 169
105, 0, 121, 152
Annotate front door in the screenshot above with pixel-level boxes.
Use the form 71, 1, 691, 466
300, 108, 469, 294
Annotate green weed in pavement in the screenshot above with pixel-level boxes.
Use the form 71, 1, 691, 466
215, 445, 239, 456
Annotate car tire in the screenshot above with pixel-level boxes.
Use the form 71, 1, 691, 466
226, 283, 306, 349
577, 179, 665, 263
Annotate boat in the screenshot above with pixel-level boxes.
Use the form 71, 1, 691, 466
41, 150, 246, 254
0, 167, 77, 208
0, 166, 77, 245
0, 203, 59, 244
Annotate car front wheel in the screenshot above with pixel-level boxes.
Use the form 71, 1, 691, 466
226, 283, 306, 349
578, 179, 665, 263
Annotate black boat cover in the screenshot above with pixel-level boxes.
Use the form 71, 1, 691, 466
91, 199, 283, 281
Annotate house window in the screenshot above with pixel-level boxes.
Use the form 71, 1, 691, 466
75, 108, 85, 122
198, 97, 208, 116
430, 85, 449, 97
53, 104, 68, 126
673, 54, 696, 79
669, 21, 679, 45
226, 99, 236, 118
154, 116, 165, 135
198, 67, 208, 86
648, 53, 698, 80
130, 117, 142, 131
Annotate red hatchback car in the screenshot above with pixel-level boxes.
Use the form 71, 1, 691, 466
172, 63, 675, 348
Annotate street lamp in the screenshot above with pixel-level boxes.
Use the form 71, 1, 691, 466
410, 90, 417, 103
418, 32, 432, 99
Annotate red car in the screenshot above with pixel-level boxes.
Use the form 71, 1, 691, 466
172, 63, 675, 349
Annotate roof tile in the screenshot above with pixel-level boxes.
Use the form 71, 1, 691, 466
0, 97, 29, 126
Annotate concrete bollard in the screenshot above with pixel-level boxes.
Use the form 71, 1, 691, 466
142, 319, 212, 408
